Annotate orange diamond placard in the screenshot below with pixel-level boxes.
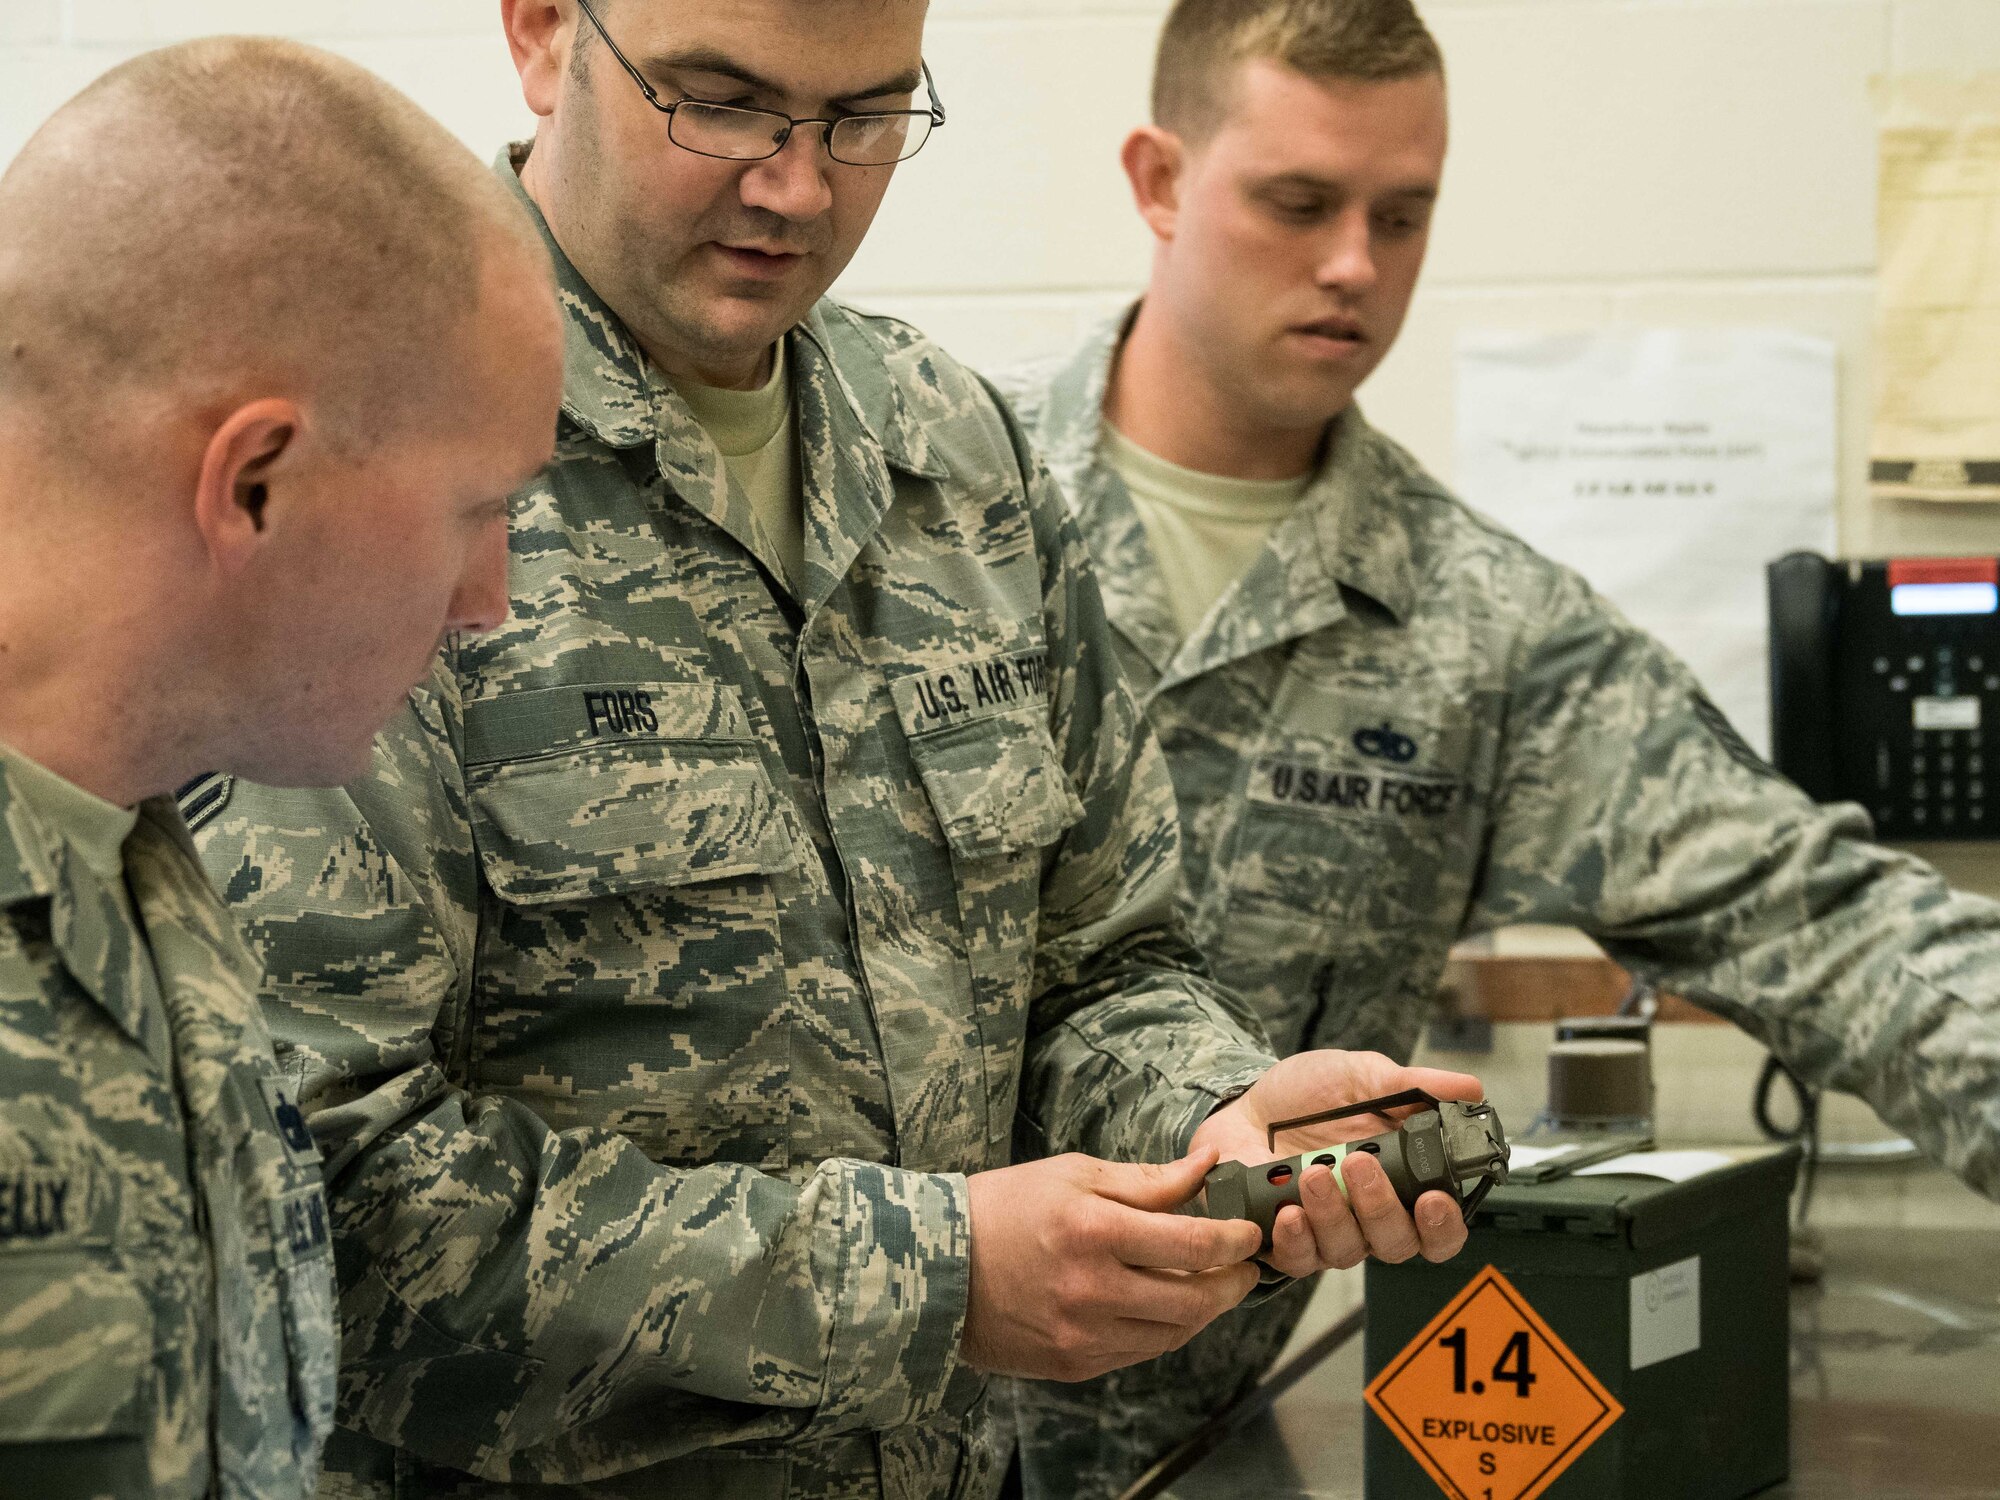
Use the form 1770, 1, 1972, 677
1365, 1265, 1624, 1500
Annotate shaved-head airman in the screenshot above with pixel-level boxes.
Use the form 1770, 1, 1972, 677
0, 36, 563, 1499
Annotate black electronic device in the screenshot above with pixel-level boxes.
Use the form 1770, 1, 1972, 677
1768, 551, 2000, 839
1181, 1092, 1510, 1251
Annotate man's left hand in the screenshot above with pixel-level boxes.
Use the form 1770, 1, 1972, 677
1190, 1049, 1484, 1279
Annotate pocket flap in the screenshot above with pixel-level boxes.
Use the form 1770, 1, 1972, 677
902, 706, 1084, 861
466, 683, 796, 904
0, 1254, 149, 1441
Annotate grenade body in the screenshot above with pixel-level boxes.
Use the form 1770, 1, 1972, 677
1189, 1100, 1509, 1251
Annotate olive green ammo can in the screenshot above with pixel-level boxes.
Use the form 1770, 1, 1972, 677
1363, 1145, 1801, 1500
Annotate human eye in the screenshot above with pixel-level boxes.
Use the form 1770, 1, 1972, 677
840, 113, 905, 145
1374, 201, 1433, 238
662, 71, 761, 111
1265, 194, 1326, 224
680, 90, 758, 112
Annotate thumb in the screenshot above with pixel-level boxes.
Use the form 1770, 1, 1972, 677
1093, 1147, 1221, 1211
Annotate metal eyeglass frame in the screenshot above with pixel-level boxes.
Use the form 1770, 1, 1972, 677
573, 0, 946, 166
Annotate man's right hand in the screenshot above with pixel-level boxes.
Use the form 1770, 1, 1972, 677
958, 1150, 1263, 1382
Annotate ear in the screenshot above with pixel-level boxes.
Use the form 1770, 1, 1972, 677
502, 0, 574, 118
1121, 126, 1186, 243
191, 400, 301, 579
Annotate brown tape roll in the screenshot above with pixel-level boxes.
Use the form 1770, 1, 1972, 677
1547, 1039, 1652, 1125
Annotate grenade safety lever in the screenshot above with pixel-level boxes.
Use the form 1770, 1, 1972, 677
1183, 1091, 1510, 1252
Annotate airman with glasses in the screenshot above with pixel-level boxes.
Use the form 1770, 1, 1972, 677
187, 3, 1480, 1496
575, 0, 944, 169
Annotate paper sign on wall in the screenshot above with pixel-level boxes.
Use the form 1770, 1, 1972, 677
1872, 76, 2000, 503
1456, 329, 1838, 756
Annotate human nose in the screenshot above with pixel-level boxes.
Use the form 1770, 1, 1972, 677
1317, 208, 1378, 295
738, 124, 834, 223
447, 518, 512, 638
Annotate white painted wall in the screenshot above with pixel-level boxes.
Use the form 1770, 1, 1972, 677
7, 0, 1997, 557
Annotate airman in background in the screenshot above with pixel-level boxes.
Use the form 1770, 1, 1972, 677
993, 0, 2000, 1494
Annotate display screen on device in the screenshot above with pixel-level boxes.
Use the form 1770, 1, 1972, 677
1889, 581, 2000, 617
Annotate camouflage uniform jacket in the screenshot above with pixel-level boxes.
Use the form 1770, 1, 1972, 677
0, 748, 336, 1500
995, 312, 2000, 1198
184, 170, 1275, 1499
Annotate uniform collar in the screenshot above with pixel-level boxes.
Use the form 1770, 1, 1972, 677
1032, 306, 1423, 685
497, 146, 657, 451
1037, 308, 1131, 486
1170, 404, 1424, 676
0, 751, 60, 910
0, 750, 179, 1057
493, 147, 946, 607
1031, 309, 1182, 677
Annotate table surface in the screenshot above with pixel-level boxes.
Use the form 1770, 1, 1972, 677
1161, 1228, 2000, 1500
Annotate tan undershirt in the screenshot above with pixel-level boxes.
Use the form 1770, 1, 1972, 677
673, 340, 804, 592
1101, 421, 1315, 642
1, 740, 138, 883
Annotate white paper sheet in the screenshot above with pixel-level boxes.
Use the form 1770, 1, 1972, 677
1456, 329, 1838, 755
1574, 1149, 1738, 1183
1506, 1144, 1580, 1170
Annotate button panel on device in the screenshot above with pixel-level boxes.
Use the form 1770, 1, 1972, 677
1859, 559, 2000, 839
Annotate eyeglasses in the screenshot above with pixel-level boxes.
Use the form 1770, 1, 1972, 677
573, 0, 946, 167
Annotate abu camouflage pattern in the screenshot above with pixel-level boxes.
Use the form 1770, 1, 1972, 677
0, 746, 335, 1500
185, 158, 1274, 1500
993, 311, 2000, 1499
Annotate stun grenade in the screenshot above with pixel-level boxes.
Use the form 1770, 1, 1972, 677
1183, 1090, 1511, 1251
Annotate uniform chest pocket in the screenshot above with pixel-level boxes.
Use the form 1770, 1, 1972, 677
461, 681, 800, 1171
464, 681, 797, 904
896, 677, 1084, 1149
0, 1252, 152, 1494
253, 1076, 337, 1457
1203, 689, 1500, 1056
903, 707, 1085, 864
901, 702, 1084, 1011
1222, 687, 1497, 922
200, 1063, 337, 1489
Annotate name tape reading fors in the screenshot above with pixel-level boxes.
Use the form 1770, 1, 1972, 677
1366, 1265, 1623, 1500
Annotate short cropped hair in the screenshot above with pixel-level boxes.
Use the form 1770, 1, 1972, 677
1153, 0, 1444, 140
0, 37, 544, 454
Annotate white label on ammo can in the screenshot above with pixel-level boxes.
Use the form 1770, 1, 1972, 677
1629, 1255, 1701, 1370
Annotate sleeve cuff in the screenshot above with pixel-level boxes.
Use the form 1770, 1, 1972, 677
1030, 1011, 1275, 1167
815, 1162, 979, 1432
1163, 1062, 1270, 1160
